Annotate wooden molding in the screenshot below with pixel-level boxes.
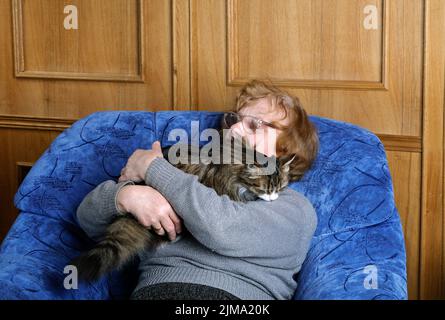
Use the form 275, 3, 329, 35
379, 134, 422, 153
226, 0, 389, 90
226, 78, 388, 90
420, 0, 445, 299
0, 114, 76, 131
11, 0, 145, 83
13, 71, 145, 83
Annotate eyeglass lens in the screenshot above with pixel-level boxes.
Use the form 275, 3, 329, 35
225, 113, 261, 133
242, 117, 258, 132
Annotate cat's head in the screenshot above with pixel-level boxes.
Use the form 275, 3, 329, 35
240, 154, 296, 201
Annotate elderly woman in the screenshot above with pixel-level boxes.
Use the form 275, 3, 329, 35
76, 80, 319, 300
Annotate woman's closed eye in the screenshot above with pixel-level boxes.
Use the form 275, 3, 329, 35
246, 118, 263, 131
239, 114, 273, 134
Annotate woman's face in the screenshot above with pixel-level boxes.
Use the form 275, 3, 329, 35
229, 98, 289, 157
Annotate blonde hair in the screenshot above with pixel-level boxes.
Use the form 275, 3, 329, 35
234, 80, 319, 181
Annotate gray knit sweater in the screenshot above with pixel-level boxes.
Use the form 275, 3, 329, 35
76, 157, 317, 300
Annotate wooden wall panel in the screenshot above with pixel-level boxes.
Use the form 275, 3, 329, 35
0, 128, 61, 242
387, 151, 421, 300
14, 0, 143, 81
0, 0, 173, 119
420, 0, 445, 299
229, 0, 385, 88
191, 0, 423, 136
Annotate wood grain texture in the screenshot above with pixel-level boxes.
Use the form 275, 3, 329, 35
13, 0, 144, 82
1, 0, 173, 118
387, 151, 421, 300
190, 0, 240, 109
420, 0, 445, 300
173, 0, 191, 109
228, 0, 387, 89
379, 135, 422, 153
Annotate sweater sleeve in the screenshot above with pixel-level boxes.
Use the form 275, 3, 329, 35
76, 180, 135, 241
145, 157, 318, 261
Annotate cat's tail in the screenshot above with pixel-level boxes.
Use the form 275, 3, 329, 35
70, 216, 164, 282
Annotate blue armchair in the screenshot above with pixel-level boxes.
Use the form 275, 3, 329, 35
0, 111, 407, 300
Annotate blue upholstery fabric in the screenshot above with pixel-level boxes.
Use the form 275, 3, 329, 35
0, 111, 407, 300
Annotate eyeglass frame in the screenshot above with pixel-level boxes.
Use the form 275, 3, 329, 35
223, 111, 283, 133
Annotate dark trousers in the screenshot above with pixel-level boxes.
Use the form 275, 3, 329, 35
131, 282, 241, 300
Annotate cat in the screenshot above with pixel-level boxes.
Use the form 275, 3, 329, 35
71, 135, 295, 282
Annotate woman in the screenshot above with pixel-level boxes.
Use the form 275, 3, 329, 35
76, 80, 319, 300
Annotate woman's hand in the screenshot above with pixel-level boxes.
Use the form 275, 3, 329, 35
116, 184, 182, 241
119, 141, 163, 183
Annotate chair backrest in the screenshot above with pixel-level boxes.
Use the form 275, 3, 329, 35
14, 110, 396, 232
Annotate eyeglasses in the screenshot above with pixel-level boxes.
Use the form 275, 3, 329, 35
223, 112, 281, 134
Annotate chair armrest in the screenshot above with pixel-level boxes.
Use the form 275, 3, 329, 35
293, 210, 408, 300
0, 213, 113, 300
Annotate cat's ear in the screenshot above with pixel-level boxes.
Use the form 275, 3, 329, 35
246, 163, 262, 179
280, 154, 297, 173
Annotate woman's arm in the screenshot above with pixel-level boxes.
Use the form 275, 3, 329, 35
76, 180, 135, 241
76, 180, 182, 242
145, 157, 318, 261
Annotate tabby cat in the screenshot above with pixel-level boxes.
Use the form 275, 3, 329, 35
71, 135, 295, 281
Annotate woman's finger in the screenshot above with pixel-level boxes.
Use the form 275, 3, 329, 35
160, 215, 177, 241
169, 211, 182, 234
151, 222, 165, 236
